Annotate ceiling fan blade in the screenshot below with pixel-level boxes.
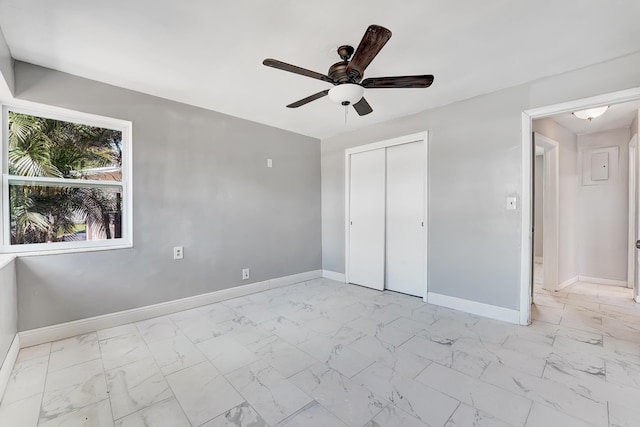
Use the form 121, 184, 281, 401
346, 25, 392, 80
353, 97, 373, 116
263, 58, 334, 84
361, 75, 434, 89
286, 90, 330, 108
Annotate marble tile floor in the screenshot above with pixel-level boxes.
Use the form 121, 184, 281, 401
1, 277, 640, 426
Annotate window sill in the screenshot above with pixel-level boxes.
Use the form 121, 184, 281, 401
1, 243, 133, 257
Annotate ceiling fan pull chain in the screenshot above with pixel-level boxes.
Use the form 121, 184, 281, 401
345, 105, 348, 123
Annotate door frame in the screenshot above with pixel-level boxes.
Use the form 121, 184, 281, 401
533, 133, 560, 293
520, 87, 640, 325
628, 135, 638, 293
345, 131, 429, 300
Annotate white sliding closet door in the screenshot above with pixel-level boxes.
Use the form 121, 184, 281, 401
348, 148, 386, 290
386, 141, 425, 296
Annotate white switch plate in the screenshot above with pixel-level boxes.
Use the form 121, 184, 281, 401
242, 268, 250, 280
267, 159, 273, 168
506, 197, 517, 210
173, 246, 184, 259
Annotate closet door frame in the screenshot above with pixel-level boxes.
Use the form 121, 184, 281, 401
344, 131, 429, 301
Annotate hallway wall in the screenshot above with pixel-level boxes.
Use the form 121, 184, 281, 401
577, 127, 631, 281
532, 119, 579, 284
534, 156, 544, 259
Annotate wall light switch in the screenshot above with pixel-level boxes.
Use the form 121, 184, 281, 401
267, 158, 273, 168
506, 197, 517, 210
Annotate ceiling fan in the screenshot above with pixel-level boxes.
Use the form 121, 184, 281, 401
263, 24, 434, 116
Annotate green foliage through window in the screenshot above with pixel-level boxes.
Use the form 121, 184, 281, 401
7, 111, 124, 245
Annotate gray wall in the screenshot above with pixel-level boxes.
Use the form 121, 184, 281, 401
534, 156, 544, 258
13, 62, 321, 331
0, 259, 17, 371
321, 52, 640, 311
532, 119, 579, 283
0, 25, 14, 97
577, 128, 631, 281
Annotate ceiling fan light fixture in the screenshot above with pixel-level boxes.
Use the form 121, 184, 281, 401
572, 106, 609, 121
328, 84, 364, 106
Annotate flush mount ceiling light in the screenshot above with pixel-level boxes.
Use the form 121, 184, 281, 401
328, 83, 364, 106
572, 106, 609, 121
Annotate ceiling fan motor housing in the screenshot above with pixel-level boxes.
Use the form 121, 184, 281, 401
328, 61, 353, 84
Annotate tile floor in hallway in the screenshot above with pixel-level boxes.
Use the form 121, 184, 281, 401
1, 277, 640, 426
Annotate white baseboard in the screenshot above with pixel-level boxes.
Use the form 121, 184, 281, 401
0, 334, 19, 403
534, 256, 543, 264
427, 292, 520, 324
18, 269, 322, 348
578, 275, 628, 287
322, 270, 346, 282
557, 276, 578, 291
269, 270, 322, 289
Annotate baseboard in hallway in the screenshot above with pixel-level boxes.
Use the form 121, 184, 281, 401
578, 275, 627, 287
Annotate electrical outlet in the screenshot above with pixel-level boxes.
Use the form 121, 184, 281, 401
242, 268, 250, 280
173, 246, 184, 260
267, 158, 273, 168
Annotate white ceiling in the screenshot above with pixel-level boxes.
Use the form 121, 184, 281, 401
550, 100, 640, 135
0, 1, 639, 139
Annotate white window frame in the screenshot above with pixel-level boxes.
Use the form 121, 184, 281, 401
1, 103, 133, 255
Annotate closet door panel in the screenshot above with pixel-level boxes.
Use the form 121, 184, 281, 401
386, 141, 425, 296
348, 149, 386, 290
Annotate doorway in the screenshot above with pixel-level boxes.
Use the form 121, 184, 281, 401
532, 133, 559, 295
521, 88, 640, 325
345, 132, 428, 299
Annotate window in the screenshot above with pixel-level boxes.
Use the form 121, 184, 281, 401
1, 105, 132, 253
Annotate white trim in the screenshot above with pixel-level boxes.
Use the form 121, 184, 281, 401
635, 295, 640, 303
344, 131, 429, 299
525, 87, 640, 119
423, 136, 429, 302
427, 292, 520, 324
268, 270, 321, 289
18, 269, 322, 348
7, 175, 123, 189
1, 103, 133, 255
557, 276, 579, 291
344, 132, 429, 156
3, 239, 131, 255
534, 256, 543, 264
628, 135, 638, 290
322, 270, 346, 282
344, 151, 350, 286
578, 275, 628, 287
2, 102, 132, 130
520, 87, 640, 327
9, 244, 132, 257
520, 113, 533, 325
0, 334, 19, 403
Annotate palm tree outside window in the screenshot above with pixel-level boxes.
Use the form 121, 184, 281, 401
2, 107, 131, 251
